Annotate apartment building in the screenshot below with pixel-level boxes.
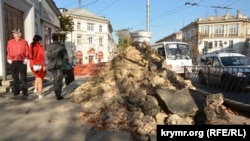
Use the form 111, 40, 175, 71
59, 8, 116, 65
156, 10, 250, 60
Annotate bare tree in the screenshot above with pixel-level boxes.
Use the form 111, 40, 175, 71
56, 14, 74, 42
192, 31, 200, 64
116, 29, 133, 50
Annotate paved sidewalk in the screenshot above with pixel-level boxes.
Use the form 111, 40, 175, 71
0, 76, 133, 141
1, 76, 248, 141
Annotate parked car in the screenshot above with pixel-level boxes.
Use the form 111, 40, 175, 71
198, 52, 250, 90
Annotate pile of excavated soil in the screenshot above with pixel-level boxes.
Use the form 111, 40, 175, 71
70, 45, 234, 141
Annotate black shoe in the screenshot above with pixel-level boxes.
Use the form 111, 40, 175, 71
14, 93, 19, 96
57, 96, 64, 100
20, 95, 28, 100
22, 90, 28, 95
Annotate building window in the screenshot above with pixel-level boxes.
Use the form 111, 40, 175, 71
219, 40, 223, 47
204, 41, 208, 49
88, 37, 93, 44
229, 24, 238, 34
77, 35, 82, 44
87, 23, 94, 31
99, 37, 103, 46
201, 26, 209, 35
99, 25, 102, 32
77, 22, 81, 30
208, 42, 213, 49
229, 40, 233, 48
247, 28, 250, 35
214, 25, 224, 34
214, 41, 218, 47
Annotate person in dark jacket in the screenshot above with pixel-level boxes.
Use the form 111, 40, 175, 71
6, 28, 29, 96
46, 33, 69, 100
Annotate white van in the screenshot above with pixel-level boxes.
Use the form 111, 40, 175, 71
151, 41, 192, 75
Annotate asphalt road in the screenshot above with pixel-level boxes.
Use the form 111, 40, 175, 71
0, 76, 134, 141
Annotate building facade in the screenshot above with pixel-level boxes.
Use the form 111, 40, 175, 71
0, 0, 61, 80
155, 31, 182, 43
60, 8, 117, 65
156, 10, 250, 61
183, 11, 250, 58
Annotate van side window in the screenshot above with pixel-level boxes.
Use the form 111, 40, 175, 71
157, 47, 165, 57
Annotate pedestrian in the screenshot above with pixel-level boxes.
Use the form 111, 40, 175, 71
46, 33, 69, 100
6, 28, 29, 96
29, 35, 47, 99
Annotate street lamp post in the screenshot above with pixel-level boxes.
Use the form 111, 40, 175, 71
146, 0, 150, 31
71, 31, 74, 65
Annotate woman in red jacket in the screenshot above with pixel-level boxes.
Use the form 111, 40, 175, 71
29, 35, 46, 99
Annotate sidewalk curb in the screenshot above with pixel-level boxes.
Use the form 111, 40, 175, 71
191, 87, 250, 113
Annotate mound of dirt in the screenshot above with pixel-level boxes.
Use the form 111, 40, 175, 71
70, 45, 231, 140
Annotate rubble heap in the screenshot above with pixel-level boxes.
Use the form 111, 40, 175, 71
70, 45, 230, 140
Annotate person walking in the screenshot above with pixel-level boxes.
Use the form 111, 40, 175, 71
7, 28, 29, 96
46, 33, 69, 100
29, 35, 47, 99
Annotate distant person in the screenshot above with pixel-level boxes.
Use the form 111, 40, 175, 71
46, 33, 69, 100
6, 28, 29, 96
29, 35, 47, 99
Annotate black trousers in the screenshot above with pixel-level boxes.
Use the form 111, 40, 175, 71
10, 61, 28, 95
50, 69, 64, 98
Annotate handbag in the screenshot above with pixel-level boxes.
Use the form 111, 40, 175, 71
64, 68, 75, 85
33, 64, 42, 71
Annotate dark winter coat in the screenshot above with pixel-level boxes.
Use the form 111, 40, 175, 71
46, 41, 69, 71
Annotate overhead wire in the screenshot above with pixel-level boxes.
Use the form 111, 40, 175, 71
96, 0, 119, 14
201, 0, 240, 18
224, 0, 250, 15
54, 0, 79, 8
131, 5, 188, 29
57, 0, 249, 33
60, 0, 99, 14
130, 0, 204, 30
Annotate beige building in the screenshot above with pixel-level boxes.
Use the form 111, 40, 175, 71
156, 10, 250, 60
59, 8, 116, 65
155, 31, 182, 43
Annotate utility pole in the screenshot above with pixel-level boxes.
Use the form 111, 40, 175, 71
79, 0, 81, 8
146, 0, 150, 31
